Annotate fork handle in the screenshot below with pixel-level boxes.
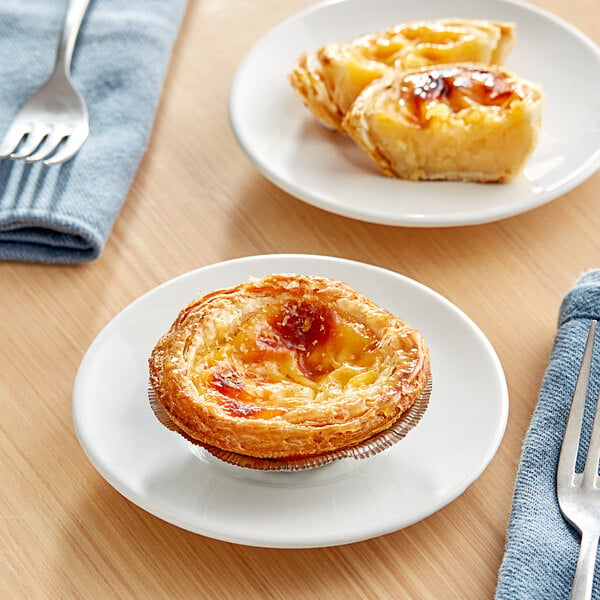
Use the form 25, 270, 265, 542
571, 531, 600, 600
55, 0, 91, 76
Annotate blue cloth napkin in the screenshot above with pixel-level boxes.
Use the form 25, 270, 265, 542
0, 0, 187, 263
496, 270, 600, 599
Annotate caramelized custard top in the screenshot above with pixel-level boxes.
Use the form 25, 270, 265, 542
399, 66, 521, 126
199, 299, 380, 419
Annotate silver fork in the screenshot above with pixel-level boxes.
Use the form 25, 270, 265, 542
558, 319, 600, 600
0, 0, 90, 166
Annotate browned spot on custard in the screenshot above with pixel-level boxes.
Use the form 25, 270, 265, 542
270, 301, 334, 350
221, 397, 263, 417
211, 367, 244, 396
209, 366, 287, 419
399, 66, 520, 126
268, 301, 338, 379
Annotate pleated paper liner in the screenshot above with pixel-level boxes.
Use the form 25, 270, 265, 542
149, 377, 432, 472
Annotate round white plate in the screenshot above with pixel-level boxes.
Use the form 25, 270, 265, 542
72, 254, 508, 548
229, 0, 600, 227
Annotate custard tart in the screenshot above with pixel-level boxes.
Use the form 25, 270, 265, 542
149, 274, 431, 459
289, 19, 515, 132
342, 63, 544, 182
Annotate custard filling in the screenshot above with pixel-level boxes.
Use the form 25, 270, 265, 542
189, 299, 409, 422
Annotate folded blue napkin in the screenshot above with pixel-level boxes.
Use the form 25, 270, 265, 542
0, 0, 187, 263
496, 270, 600, 599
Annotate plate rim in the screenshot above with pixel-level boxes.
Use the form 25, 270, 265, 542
72, 253, 509, 548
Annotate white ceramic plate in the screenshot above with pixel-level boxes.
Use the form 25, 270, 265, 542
72, 254, 508, 548
229, 0, 600, 226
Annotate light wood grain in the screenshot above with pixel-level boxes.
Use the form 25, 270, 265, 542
0, 1, 599, 598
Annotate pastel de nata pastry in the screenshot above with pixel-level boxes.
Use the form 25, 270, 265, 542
342, 63, 544, 182
289, 19, 515, 132
149, 274, 431, 459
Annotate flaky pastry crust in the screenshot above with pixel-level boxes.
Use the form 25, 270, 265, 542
342, 63, 544, 182
149, 274, 431, 459
289, 19, 515, 132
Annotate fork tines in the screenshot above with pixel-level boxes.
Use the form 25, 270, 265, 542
557, 320, 600, 486
557, 319, 600, 599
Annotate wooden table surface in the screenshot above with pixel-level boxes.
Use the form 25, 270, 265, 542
1, 0, 599, 598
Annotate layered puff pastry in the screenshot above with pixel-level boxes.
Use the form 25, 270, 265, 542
289, 19, 515, 132
343, 63, 544, 182
149, 274, 431, 459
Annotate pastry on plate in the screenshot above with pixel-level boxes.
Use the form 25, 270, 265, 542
289, 19, 515, 132
342, 63, 544, 182
149, 274, 431, 459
